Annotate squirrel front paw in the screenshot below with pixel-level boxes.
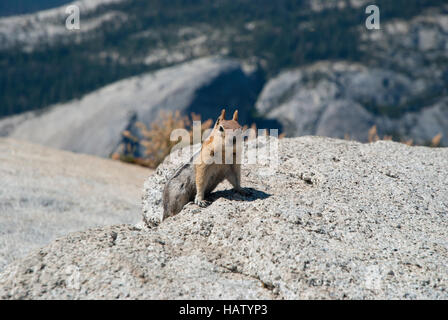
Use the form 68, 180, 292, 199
194, 196, 211, 208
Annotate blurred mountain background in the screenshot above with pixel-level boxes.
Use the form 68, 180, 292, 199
0, 0, 72, 17
0, 0, 447, 158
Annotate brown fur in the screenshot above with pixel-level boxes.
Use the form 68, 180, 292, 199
162, 109, 247, 219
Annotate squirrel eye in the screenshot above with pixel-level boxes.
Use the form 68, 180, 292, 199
219, 126, 224, 132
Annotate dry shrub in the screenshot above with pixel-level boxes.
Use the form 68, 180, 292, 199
112, 111, 212, 168
242, 123, 285, 139
368, 125, 414, 145
368, 125, 380, 143
368, 125, 394, 142
431, 133, 443, 147
367, 125, 442, 147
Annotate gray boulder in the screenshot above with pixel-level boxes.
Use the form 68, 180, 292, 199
0, 138, 151, 272
1, 136, 447, 299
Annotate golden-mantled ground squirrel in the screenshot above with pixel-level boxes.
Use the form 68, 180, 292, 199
162, 109, 247, 219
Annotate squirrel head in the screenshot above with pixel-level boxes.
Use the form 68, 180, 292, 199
207, 109, 243, 157
213, 109, 242, 132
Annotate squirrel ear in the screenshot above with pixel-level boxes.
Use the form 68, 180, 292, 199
219, 109, 226, 121
215, 109, 226, 127
233, 110, 238, 121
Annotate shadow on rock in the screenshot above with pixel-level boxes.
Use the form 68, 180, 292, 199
209, 187, 271, 202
